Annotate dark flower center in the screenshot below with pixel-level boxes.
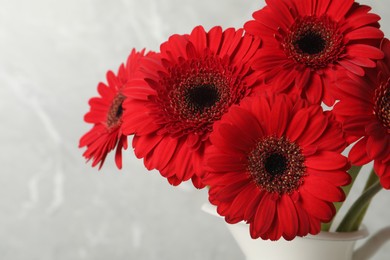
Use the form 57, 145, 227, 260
247, 136, 305, 194
295, 31, 326, 55
107, 93, 125, 129
264, 153, 288, 177
157, 57, 249, 136
374, 79, 390, 130
282, 15, 344, 69
185, 84, 220, 112
116, 105, 123, 118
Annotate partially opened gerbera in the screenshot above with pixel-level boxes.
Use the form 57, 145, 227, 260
80, 0, 389, 243
334, 38, 390, 189
79, 49, 149, 169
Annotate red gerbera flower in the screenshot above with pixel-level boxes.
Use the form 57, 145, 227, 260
244, 0, 384, 106
334, 38, 390, 189
204, 93, 350, 240
122, 26, 263, 188
79, 49, 148, 169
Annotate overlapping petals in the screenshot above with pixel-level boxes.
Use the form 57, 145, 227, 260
334, 38, 390, 189
79, 49, 148, 169
122, 26, 264, 188
204, 93, 350, 240
244, 0, 384, 106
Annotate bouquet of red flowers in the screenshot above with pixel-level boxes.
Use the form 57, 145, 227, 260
80, 0, 389, 241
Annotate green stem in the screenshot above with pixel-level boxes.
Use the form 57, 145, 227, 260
336, 173, 382, 232
321, 165, 362, 231
346, 168, 379, 231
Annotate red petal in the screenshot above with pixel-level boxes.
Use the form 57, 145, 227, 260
298, 111, 328, 146
326, 0, 354, 21
216, 180, 249, 202
278, 195, 298, 240
295, 203, 310, 236
349, 138, 371, 165
286, 110, 309, 142
207, 26, 223, 54
132, 134, 163, 159
189, 26, 207, 55
295, 67, 311, 89
303, 176, 345, 202
228, 185, 257, 222
148, 136, 179, 170
345, 27, 384, 41
218, 28, 237, 56
269, 95, 290, 137
307, 168, 351, 186
253, 192, 276, 235
304, 72, 323, 104
344, 56, 376, 68
346, 44, 384, 59
367, 135, 388, 160
338, 60, 365, 76
300, 189, 334, 221
341, 14, 381, 32
265, 0, 294, 29
306, 151, 349, 170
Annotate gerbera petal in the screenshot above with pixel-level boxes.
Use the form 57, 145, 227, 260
338, 59, 365, 76
216, 179, 250, 202
219, 28, 240, 56
253, 192, 277, 235
366, 135, 388, 160
161, 34, 189, 61
206, 153, 247, 172
307, 168, 351, 186
303, 176, 345, 202
341, 13, 381, 32
147, 136, 179, 170
346, 44, 385, 59
344, 27, 384, 41
295, 68, 312, 91
286, 110, 309, 142
298, 111, 328, 145
278, 195, 298, 240
207, 26, 223, 54
300, 188, 335, 221
306, 151, 349, 170
294, 203, 310, 236
304, 72, 324, 104
114, 135, 127, 169
293, 0, 310, 16
80, 49, 148, 169
189, 26, 207, 56
132, 134, 164, 159
326, 0, 354, 21
269, 95, 290, 137
225, 106, 264, 142
344, 56, 376, 68
227, 185, 257, 222
348, 138, 372, 165
342, 116, 372, 136
374, 161, 390, 189
314, 0, 331, 15
265, 0, 295, 28
251, 8, 279, 31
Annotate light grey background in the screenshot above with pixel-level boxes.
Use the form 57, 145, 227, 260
0, 0, 389, 259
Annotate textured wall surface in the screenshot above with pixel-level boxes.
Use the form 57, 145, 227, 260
1, 0, 390, 259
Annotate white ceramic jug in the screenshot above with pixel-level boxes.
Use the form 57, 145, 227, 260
202, 203, 390, 260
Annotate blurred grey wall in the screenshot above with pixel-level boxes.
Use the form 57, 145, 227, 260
0, 0, 389, 259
